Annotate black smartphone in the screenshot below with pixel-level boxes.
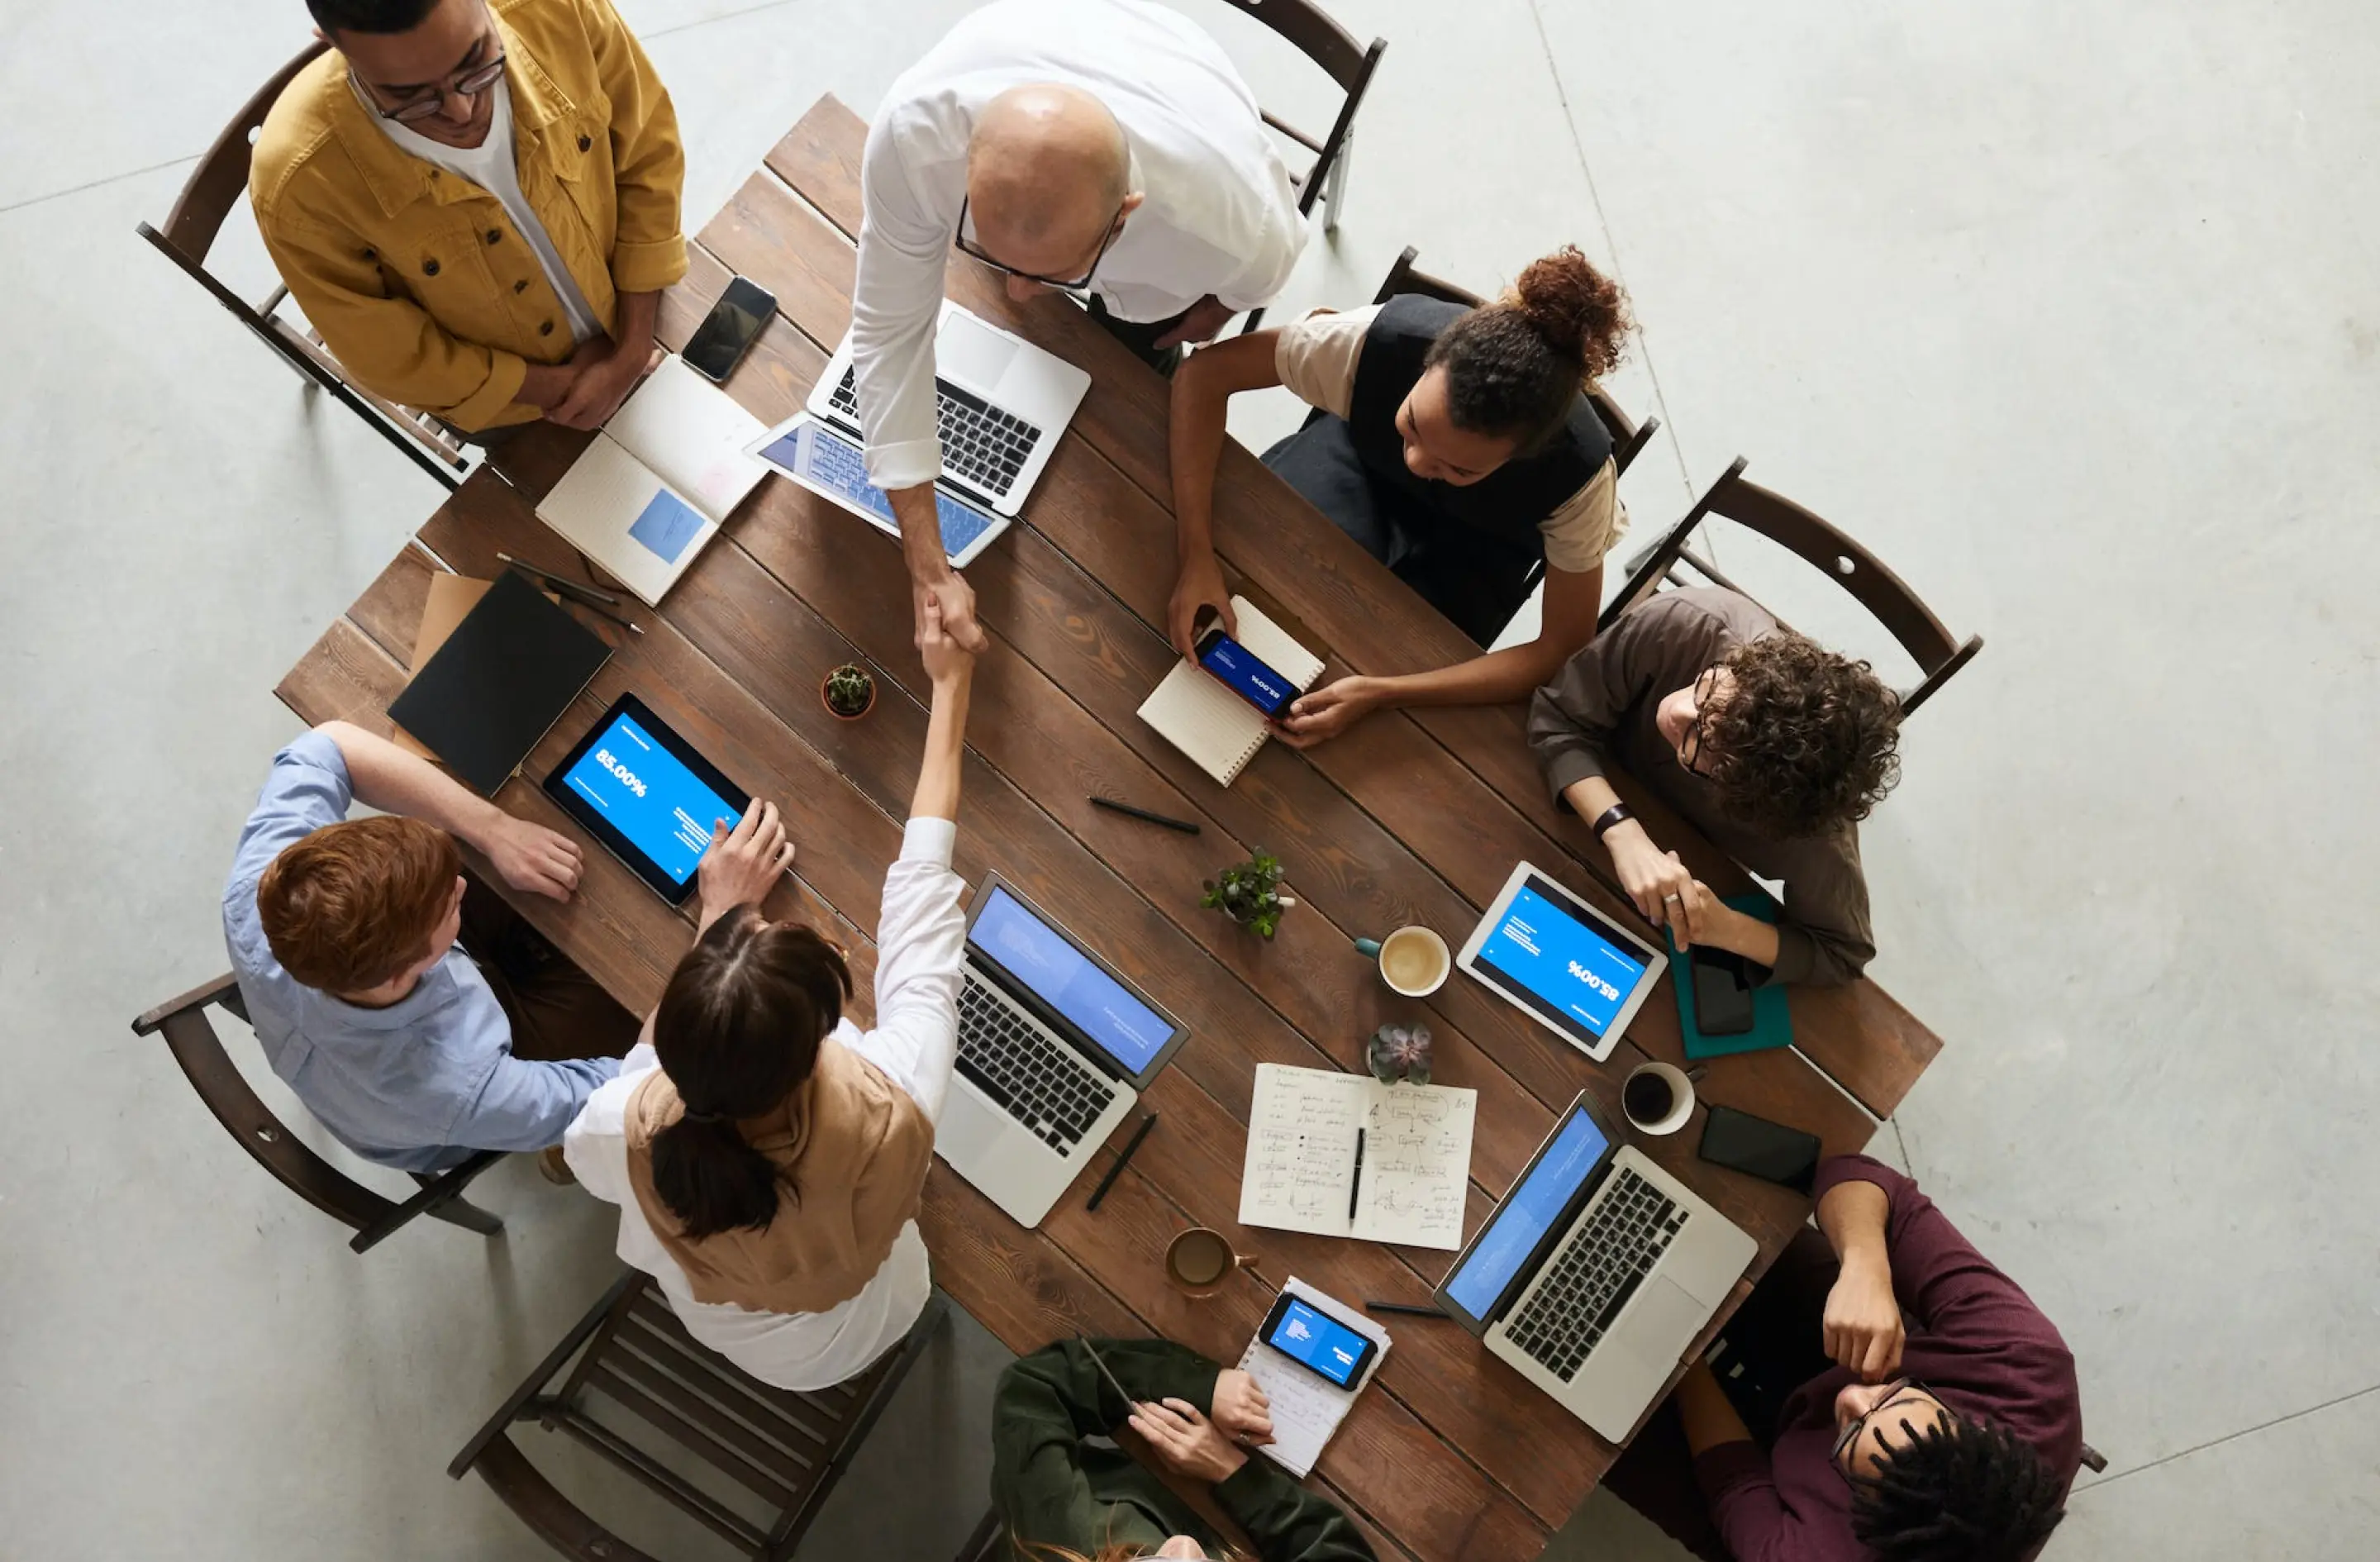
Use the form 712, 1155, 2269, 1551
1690, 946, 1757, 1036
682, 275, 776, 383
1192, 612, 1297, 719
1259, 1292, 1378, 1388
1697, 1105, 1823, 1194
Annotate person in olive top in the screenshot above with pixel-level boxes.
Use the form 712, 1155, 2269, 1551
1529, 587, 1903, 986
1167, 245, 1635, 746
992, 1337, 1373, 1562
1602, 1156, 2080, 1562
254, 0, 686, 433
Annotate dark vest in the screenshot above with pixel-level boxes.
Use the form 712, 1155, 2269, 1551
1344, 294, 1613, 545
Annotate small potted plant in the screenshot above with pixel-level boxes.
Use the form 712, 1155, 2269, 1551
1201, 850, 1294, 940
1368, 1024, 1434, 1086
821, 662, 876, 721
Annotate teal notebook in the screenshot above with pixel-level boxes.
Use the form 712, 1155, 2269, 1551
1667, 893, 1793, 1060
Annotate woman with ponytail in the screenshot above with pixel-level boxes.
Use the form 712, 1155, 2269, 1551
1168, 245, 1636, 745
563, 601, 977, 1389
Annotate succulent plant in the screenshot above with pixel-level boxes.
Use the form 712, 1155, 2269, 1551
1201, 850, 1294, 940
1368, 1023, 1434, 1086
823, 663, 875, 718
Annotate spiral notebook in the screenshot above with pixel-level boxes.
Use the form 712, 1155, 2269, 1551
1234, 1278, 1391, 1478
1135, 597, 1325, 787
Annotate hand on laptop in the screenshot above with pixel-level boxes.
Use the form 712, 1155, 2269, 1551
1129, 1397, 1247, 1482
482, 815, 583, 902
1209, 1368, 1275, 1448
1822, 1249, 1906, 1383
697, 799, 796, 931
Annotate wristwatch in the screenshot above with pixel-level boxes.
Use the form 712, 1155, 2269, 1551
1589, 802, 1635, 841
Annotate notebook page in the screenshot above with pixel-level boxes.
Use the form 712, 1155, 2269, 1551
1233, 1278, 1390, 1479
1238, 1065, 1367, 1236
535, 435, 716, 607
1356, 1085, 1476, 1250
604, 356, 768, 521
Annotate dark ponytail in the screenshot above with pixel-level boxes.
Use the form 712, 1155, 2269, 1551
1423, 245, 1635, 453
648, 908, 854, 1240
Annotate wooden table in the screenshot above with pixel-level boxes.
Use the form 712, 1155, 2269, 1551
276, 97, 1943, 1560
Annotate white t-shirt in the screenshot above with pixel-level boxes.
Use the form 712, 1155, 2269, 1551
364, 74, 603, 344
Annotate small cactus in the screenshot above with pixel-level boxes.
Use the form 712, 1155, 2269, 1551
823, 663, 875, 718
1201, 850, 1294, 940
1368, 1023, 1434, 1085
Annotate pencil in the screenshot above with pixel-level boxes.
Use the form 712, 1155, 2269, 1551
497, 553, 625, 607
1084, 1112, 1159, 1212
562, 594, 645, 636
1364, 1301, 1449, 1318
1088, 795, 1202, 835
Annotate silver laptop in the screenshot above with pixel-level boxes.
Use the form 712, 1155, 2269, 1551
807, 299, 1090, 517
1434, 1093, 1757, 1442
935, 874, 1188, 1229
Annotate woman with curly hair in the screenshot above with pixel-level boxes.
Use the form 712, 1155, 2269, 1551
1167, 245, 1636, 745
1527, 587, 1904, 984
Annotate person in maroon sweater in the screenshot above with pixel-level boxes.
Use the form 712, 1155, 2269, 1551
1602, 1155, 2081, 1562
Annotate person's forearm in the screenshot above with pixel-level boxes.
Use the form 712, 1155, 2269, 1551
893, 483, 952, 589
1818, 1176, 1893, 1269
911, 673, 973, 821
1676, 1363, 1754, 1454
1169, 355, 1230, 565
317, 721, 507, 848
517, 360, 577, 408
1702, 907, 1783, 968
612, 288, 661, 356
1360, 637, 1577, 713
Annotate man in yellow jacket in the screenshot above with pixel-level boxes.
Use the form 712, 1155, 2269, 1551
254, 0, 686, 434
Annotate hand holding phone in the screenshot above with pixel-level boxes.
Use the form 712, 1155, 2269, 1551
1192, 612, 1297, 719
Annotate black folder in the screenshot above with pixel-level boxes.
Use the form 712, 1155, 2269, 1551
386, 570, 612, 797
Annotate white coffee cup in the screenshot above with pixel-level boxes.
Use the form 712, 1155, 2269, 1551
1357, 926, 1450, 997
1621, 1060, 1696, 1136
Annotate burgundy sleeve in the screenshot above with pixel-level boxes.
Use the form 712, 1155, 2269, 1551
1692, 1442, 1816, 1562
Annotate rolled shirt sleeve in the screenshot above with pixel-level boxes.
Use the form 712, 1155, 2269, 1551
851, 111, 956, 493
1537, 458, 1626, 575
1272, 305, 1376, 420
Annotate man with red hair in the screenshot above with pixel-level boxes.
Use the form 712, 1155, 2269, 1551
224, 721, 636, 1171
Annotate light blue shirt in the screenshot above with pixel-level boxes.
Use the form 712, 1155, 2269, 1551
222, 732, 618, 1172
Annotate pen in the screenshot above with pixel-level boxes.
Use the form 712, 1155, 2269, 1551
1347, 1127, 1365, 1225
1083, 1112, 1158, 1212
1088, 795, 1202, 835
1077, 1334, 1139, 1411
560, 593, 645, 636
1364, 1301, 1448, 1318
497, 553, 625, 607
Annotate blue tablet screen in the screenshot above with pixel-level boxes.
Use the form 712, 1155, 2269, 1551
1474, 879, 1652, 1041
559, 710, 738, 885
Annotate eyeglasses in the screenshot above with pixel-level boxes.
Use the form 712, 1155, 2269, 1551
1830, 1379, 1935, 1469
952, 194, 1125, 293
355, 45, 507, 124
1678, 667, 1723, 776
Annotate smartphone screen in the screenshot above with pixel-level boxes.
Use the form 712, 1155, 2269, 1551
1697, 1106, 1822, 1194
683, 276, 776, 383
1193, 622, 1297, 718
1261, 1294, 1378, 1388
1690, 948, 1757, 1036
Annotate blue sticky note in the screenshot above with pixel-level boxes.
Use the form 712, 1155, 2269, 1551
627, 488, 704, 564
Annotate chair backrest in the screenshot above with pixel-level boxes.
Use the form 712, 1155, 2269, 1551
452, 1272, 945, 1561
149, 40, 328, 269
1368, 245, 1663, 479
1601, 455, 1984, 717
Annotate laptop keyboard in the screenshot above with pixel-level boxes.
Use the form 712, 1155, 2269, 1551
1505, 1168, 1689, 1382
954, 974, 1116, 1153
829, 368, 1040, 498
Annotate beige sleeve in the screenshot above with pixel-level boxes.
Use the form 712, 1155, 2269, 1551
1270, 303, 1383, 421
1538, 457, 1628, 574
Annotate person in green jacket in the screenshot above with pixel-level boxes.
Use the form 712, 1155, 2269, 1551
991, 1337, 1376, 1561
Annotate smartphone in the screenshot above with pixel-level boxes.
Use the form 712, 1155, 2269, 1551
682, 275, 776, 383
1690, 947, 1757, 1036
1697, 1105, 1822, 1195
1260, 1293, 1378, 1388
1192, 614, 1297, 719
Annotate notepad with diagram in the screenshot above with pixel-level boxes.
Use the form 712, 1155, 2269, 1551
1135, 596, 1326, 787
535, 355, 769, 606
1237, 1064, 1476, 1250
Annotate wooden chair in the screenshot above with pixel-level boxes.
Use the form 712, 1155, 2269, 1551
134, 40, 471, 490
450, 1271, 947, 1561
131, 973, 505, 1254
1601, 456, 1983, 717
1370, 245, 1662, 478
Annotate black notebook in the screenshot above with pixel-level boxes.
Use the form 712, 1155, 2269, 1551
386, 569, 612, 797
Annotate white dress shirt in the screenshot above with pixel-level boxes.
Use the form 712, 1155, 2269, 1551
564, 817, 966, 1391
852, 0, 1307, 489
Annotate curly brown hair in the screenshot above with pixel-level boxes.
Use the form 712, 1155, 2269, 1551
1700, 634, 1903, 839
1424, 245, 1634, 454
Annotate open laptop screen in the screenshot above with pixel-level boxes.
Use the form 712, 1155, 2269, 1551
970, 885, 1173, 1074
1442, 1106, 1611, 1324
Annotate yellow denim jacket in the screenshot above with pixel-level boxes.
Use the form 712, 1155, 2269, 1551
251, 0, 685, 430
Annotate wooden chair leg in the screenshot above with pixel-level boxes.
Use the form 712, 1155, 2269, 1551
1321, 129, 1353, 235
2079, 1441, 2109, 1474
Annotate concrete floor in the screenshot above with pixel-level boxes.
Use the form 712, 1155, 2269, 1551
4, 1, 2376, 1558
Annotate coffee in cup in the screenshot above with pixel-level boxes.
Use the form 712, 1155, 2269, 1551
1355, 926, 1451, 998
1621, 1060, 1695, 1136
1165, 1226, 1257, 1297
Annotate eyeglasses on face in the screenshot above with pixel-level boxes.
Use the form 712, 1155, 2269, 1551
1830, 1379, 1935, 1469
356, 45, 507, 124
1678, 667, 1724, 776
952, 194, 1126, 292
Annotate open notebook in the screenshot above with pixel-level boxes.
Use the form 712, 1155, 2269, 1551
1238, 1064, 1476, 1250
1135, 596, 1325, 787
1233, 1279, 1391, 1478
535, 355, 769, 606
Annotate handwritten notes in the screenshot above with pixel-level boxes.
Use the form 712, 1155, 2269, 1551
1235, 1278, 1392, 1477
1238, 1064, 1477, 1250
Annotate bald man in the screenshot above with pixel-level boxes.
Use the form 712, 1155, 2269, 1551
855, 0, 1306, 653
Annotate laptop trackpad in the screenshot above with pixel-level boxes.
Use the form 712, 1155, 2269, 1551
939, 312, 1021, 393
935, 1086, 1008, 1167
1613, 1275, 1706, 1367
